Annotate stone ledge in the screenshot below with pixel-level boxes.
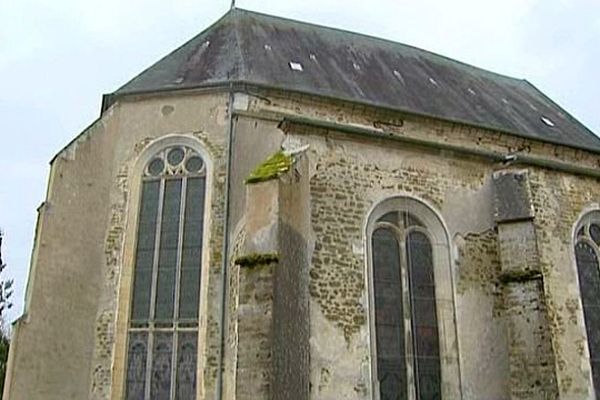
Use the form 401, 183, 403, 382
235, 252, 279, 268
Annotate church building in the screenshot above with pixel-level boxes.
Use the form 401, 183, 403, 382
4, 8, 600, 400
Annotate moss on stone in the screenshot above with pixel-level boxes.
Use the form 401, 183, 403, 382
499, 268, 542, 283
245, 151, 293, 184
234, 252, 279, 267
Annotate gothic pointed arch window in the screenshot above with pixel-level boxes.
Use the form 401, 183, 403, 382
125, 145, 207, 400
367, 197, 460, 400
574, 213, 600, 394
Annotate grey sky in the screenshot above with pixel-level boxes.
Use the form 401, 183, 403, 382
0, 0, 598, 324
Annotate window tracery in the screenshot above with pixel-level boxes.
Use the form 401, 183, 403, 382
125, 145, 206, 400
369, 204, 447, 400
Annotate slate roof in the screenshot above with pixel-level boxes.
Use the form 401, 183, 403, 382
109, 8, 600, 152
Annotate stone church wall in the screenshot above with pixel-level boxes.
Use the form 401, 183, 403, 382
95, 93, 231, 400
7, 87, 600, 400
5, 92, 233, 400
4, 108, 119, 399
228, 90, 600, 399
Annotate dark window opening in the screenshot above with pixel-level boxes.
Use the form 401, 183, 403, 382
372, 212, 441, 399
126, 145, 206, 400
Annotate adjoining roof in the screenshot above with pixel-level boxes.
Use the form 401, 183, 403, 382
110, 8, 600, 152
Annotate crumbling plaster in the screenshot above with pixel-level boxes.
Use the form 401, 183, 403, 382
236, 90, 600, 399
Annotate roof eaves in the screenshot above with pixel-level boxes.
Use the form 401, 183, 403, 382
102, 79, 600, 156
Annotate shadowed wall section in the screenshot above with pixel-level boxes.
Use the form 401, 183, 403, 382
235, 153, 310, 400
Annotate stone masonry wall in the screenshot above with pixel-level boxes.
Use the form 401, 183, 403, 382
4, 111, 116, 400
241, 89, 600, 399
530, 170, 600, 398
304, 133, 498, 398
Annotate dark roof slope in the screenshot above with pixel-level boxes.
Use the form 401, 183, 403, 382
111, 8, 600, 151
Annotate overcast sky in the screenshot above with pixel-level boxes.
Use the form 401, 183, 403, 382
0, 0, 599, 324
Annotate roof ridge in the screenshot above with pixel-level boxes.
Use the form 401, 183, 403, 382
232, 7, 524, 84
231, 8, 246, 81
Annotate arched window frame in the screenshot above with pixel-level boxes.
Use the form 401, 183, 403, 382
111, 135, 213, 400
365, 196, 462, 400
572, 209, 600, 397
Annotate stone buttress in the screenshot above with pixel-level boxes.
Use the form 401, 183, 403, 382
493, 169, 559, 399
233, 151, 311, 400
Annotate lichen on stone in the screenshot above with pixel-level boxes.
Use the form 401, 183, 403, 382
234, 252, 279, 267
245, 151, 293, 184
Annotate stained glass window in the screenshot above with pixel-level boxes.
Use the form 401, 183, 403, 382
574, 220, 600, 395
126, 145, 206, 400
371, 210, 441, 399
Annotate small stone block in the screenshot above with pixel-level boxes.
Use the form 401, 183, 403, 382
493, 170, 534, 222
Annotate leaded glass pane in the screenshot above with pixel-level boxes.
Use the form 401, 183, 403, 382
126, 332, 148, 400
167, 147, 185, 166
155, 179, 182, 322
372, 228, 407, 400
592, 360, 600, 398
148, 158, 165, 176
401, 211, 423, 228
176, 332, 198, 399
185, 156, 204, 173
179, 177, 205, 320
406, 230, 441, 400
131, 181, 160, 322
378, 211, 398, 224
591, 224, 600, 246
414, 357, 442, 400
150, 333, 174, 399
575, 241, 600, 392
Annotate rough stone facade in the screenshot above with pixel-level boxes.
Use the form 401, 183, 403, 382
4, 86, 600, 400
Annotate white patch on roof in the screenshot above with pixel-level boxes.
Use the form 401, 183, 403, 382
393, 70, 405, 84
541, 116, 556, 127
289, 61, 304, 71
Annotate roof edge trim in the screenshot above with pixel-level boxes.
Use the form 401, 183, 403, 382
102, 81, 600, 156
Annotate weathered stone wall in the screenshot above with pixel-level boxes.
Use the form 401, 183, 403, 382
236, 260, 276, 399
5, 92, 231, 400
4, 111, 117, 400
232, 153, 311, 400
530, 169, 600, 398
8, 85, 600, 400
237, 90, 600, 399
492, 171, 558, 399
96, 93, 230, 400
273, 155, 311, 400
302, 130, 496, 399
